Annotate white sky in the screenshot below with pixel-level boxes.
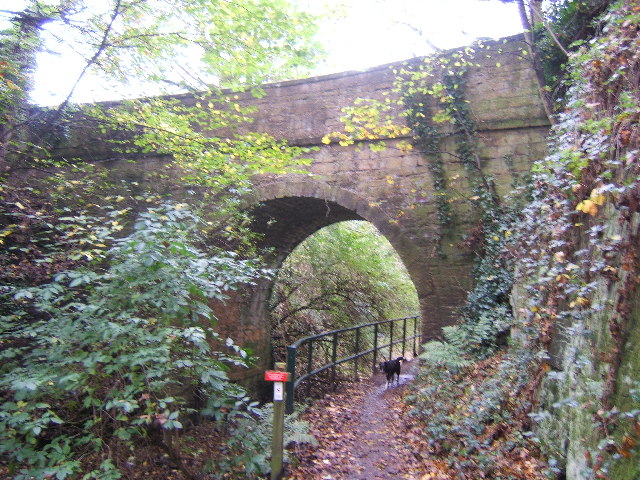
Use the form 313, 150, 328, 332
313, 0, 522, 74
2, 0, 522, 105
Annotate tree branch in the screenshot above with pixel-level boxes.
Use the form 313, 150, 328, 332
516, 0, 556, 124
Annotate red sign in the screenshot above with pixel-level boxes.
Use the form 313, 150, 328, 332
265, 371, 290, 382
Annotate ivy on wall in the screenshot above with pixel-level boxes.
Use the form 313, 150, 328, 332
510, 1, 640, 475
394, 46, 522, 363
323, 41, 526, 357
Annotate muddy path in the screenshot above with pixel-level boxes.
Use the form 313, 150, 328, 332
285, 359, 444, 480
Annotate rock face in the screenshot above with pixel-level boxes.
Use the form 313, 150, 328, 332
511, 207, 640, 479
56, 35, 550, 384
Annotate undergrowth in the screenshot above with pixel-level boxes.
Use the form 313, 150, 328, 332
0, 201, 315, 479
410, 1, 640, 478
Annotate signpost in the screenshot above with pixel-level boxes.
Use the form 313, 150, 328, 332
264, 363, 290, 480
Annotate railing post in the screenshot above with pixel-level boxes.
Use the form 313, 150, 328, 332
285, 346, 296, 415
354, 327, 360, 381
413, 316, 418, 356
402, 317, 407, 357
331, 333, 338, 391
306, 341, 313, 400
372, 323, 378, 373
389, 321, 394, 361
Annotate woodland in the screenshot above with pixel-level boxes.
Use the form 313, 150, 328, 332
0, 1, 639, 479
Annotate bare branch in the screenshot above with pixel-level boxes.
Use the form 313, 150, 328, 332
57, 0, 124, 112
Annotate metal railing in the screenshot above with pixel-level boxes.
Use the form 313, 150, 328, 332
285, 314, 420, 414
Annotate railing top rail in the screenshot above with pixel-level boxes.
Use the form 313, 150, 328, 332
289, 314, 419, 349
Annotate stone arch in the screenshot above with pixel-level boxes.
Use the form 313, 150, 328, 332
247, 179, 432, 299
231, 179, 438, 391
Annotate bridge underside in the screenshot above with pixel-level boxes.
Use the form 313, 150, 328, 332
249, 196, 363, 263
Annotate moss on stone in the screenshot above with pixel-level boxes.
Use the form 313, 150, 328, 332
609, 293, 640, 480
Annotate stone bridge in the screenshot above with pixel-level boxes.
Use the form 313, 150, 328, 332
61, 35, 550, 383
229, 35, 550, 368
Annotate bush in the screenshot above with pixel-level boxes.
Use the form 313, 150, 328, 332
0, 203, 265, 479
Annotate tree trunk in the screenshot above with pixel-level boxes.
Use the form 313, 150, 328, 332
516, 0, 556, 125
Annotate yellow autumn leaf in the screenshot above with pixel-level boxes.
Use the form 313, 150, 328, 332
569, 296, 589, 308
590, 190, 605, 205
576, 199, 598, 216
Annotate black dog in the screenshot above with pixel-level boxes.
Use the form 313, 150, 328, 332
379, 356, 406, 388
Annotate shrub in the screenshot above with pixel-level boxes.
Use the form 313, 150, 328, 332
0, 203, 265, 479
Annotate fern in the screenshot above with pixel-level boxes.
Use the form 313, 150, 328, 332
224, 403, 316, 476
420, 340, 471, 369
420, 305, 513, 369
284, 409, 318, 449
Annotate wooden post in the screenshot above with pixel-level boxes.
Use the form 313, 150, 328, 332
269, 362, 287, 480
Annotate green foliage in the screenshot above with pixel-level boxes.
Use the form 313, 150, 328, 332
421, 305, 513, 369
321, 98, 412, 151
0, 0, 322, 176
2, 0, 321, 95
0, 203, 267, 479
82, 94, 315, 193
0, 1, 323, 477
496, 1, 640, 475
535, 0, 612, 99
219, 404, 317, 476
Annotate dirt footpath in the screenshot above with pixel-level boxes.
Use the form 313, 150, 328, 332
285, 360, 450, 480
